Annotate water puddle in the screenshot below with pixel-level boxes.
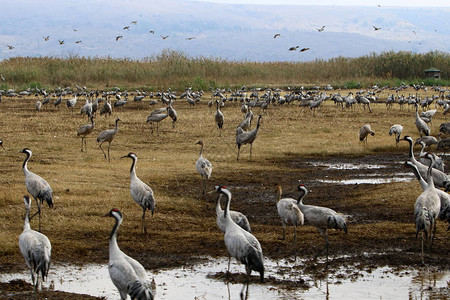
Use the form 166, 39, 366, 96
316, 175, 413, 185
1, 257, 448, 299
308, 162, 386, 170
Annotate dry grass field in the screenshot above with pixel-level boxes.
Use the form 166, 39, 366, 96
0, 87, 449, 297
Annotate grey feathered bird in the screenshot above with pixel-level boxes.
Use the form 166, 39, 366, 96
388, 124, 403, 146
195, 140, 212, 194
415, 104, 430, 137
20, 148, 53, 232
121, 153, 155, 235
215, 100, 224, 130
167, 104, 177, 128
359, 124, 375, 145
77, 116, 95, 152
210, 186, 264, 299
236, 115, 262, 161
100, 97, 112, 118
19, 196, 51, 291
66, 95, 77, 112
275, 185, 304, 255
146, 108, 169, 135
296, 183, 347, 260
97, 117, 120, 162
413, 153, 441, 263
106, 209, 154, 299
418, 141, 444, 172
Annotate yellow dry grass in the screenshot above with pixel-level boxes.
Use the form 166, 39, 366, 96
0, 87, 448, 270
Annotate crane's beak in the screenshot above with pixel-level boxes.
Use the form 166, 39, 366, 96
206, 189, 216, 194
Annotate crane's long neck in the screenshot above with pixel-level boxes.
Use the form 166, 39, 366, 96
222, 189, 232, 220
22, 151, 31, 173
216, 195, 223, 216
109, 216, 122, 253
256, 116, 261, 130
276, 186, 282, 202
419, 143, 425, 156
23, 206, 31, 231
406, 138, 418, 164
114, 120, 119, 132
297, 188, 307, 206
426, 157, 435, 189
406, 162, 427, 190
198, 143, 204, 158
130, 156, 137, 179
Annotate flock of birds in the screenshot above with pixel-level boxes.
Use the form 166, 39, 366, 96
3, 82, 450, 299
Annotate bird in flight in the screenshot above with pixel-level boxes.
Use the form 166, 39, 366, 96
75, 40, 82, 44
317, 26, 325, 32
131, 20, 137, 25
149, 30, 155, 34
116, 35, 123, 41
273, 33, 281, 38
58, 40, 64, 45
413, 30, 416, 34
161, 35, 169, 39
299, 47, 310, 52
186, 37, 196, 40
73, 28, 77, 32
43, 36, 50, 41
373, 25, 381, 31
7, 45, 14, 50
289, 46, 299, 51
123, 26, 130, 30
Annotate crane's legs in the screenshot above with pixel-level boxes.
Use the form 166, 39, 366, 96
421, 232, 425, 264
107, 142, 111, 162
80, 137, 84, 152
142, 209, 147, 235
237, 146, 241, 162
249, 144, 253, 161
281, 222, 286, 240
84, 138, 88, 152
240, 267, 251, 300
99, 142, 107, 159
294, 226, 298, 260
30, 197, 42, 232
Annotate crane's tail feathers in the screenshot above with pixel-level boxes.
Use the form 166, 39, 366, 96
128, 280, 154, 300
328, 214, 348, 233
38, 190, 54, 208
415, 208, 431, 239
241, 247, 264, 283
31, 248, 51, 282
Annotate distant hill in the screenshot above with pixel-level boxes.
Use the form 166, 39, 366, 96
0, 0, 448, 62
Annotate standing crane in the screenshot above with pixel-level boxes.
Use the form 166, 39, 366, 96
388, 124, 403, 146
359, 124, 375, 145
209, 186, 264, 299
195, 140, 213, 195
215, 100, 224, 130
167, 104, 178, 128
20, 148, 53, 232
100, 96, 112, 118
77, 115, 95, 152
415, 104, 430, 137
404, 161, 450, 231
413, 153, 441, 263
105, 208, 154, 300
97, 117, 120, 162
146, 108, 169, 135
121, 152, 155, 235
19, 195, 51, 292
418, 141, 444, 172
402, 136, 450, 189
275, 185, 304, 257
236, 115, 262, 161
296, 183, 347, 260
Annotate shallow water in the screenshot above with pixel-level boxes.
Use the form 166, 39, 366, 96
1, 257, 448, 299
308, 162, 386, 170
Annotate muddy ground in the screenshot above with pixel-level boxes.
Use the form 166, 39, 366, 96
1, 152, 449, 299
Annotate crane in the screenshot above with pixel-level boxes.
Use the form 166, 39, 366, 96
415, 104, 430, 137
413, 153, 441, 263
195, 140, 213, 194
97, 117, 120, 162
20, 148, 53, 232
19, 195, 51, 292
105, 208, 154, 299
388, 124, 403, 146
146, 108, 169, 135
417, 141, 444, 172
209, 186, 264, 299
215, 100, 224, 130
296, 183, 347, 260
359, 124, 375, 145
275, 185, 304, 257
236, 115, 262, 161
121, 152, 155, 235
77, 115, 95, 152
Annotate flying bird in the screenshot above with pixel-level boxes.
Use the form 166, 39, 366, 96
116, 35, 123, 41
160, 35, 169, 39
149, 30, 155, 34
289, 46, 299, 51
43, 36, 49, 41
58, 40, 64, 45
186, 37, 196, 40
7, 45, 14, 50
373, 25, 381, 31
73, 28, 77, 32
131, 20, 137, 24
75, 40, 82, 44
273, 33, 281, 38
123, 26, 130, 30
317, 26, 325, 32
299, 47, 310, 52
413, 30, 416, 34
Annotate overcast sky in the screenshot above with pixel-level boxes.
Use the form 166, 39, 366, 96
191, 0, 450, 7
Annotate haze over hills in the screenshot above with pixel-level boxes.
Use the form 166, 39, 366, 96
0, 0, 448, 62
